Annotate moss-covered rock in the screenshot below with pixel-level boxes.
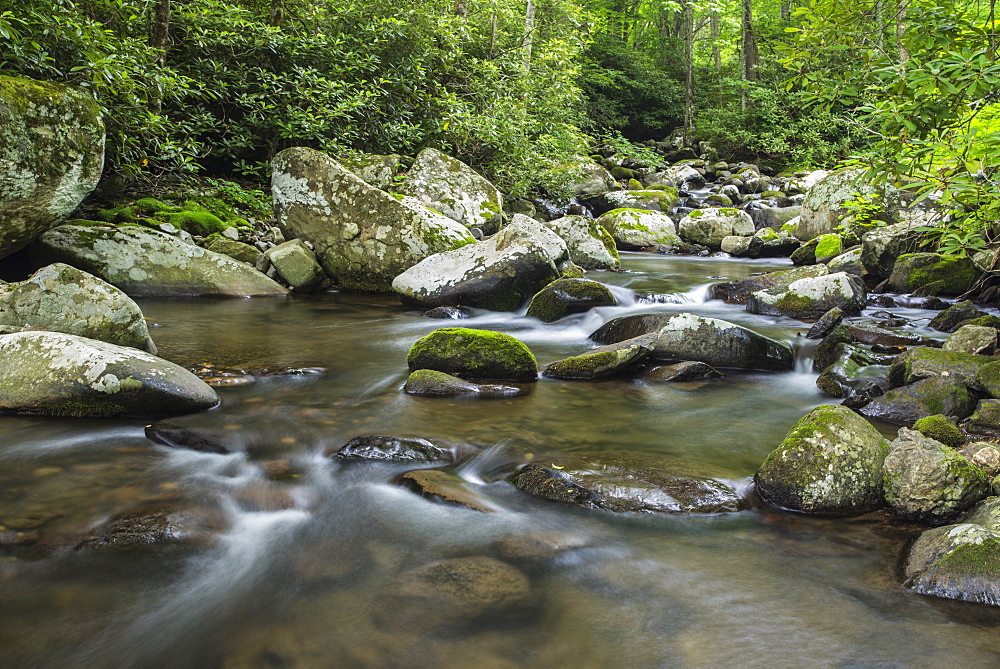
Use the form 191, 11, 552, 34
0, 331, 218, 417
201, 234, 261, 265
594, 208, 680, 250
888, 253, 979, 295
826, 247, 865, 276
339, 153, 401, 190
943, 324, 998, 355
797, 169, 897, 241
399, 148, 503, 235
975, 360, 1000, 398
402, 368, 524, 397
914, 414, 966, 447
903, 522, 1000, 604
719, 234, 763, 258
540, 215, 620, 270
790, 237, 820, 265
860, 376, 978, 426
711, 264, 829, 305
930, 300, 989, 333
754, 405, 890, 515
526, 277, 617, 323
812, 325, 856, 372
889, 346, 997, 388
407, 327, 537, 381
677, 208, 754, 250
813, 233, 843, 261
0, 75, 105, 259
543, 333, 657, 380
815, 343, 882, 397
968, 399, 1000, 435
265, 239, 326, 293
747, 272, 867, 320
554, 157, 619, 198
598, 189, 679, 214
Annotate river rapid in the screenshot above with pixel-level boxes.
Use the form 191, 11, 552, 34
2, 253, 999, 667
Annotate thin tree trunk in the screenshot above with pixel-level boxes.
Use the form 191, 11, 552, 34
710, 11, 720, 69
150, 0, 170, 114
524, 0, 535, 69
780, 0, 792, 21
269, 0, 285, 27
740, 0, 758, 111
684, 2, 695, 142
489, 12, 497, 59
875, 0, 884, 52
895, 0, 909, 63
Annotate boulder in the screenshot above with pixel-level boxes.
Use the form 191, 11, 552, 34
271, 147, 474, 292
543, 333, 657, 380
594, 208, 680, 250
590, 312, 794, 371
403, 369, 524, 397
507, 453, 745, 514
339, 153, 401, 190
711, 264, 828, 305
392, 215, 568, 311
815, 343, 883, 398
0, 263, 155, 352
265, 239, 326, 293
406, 327, 537, 381
883, 428, 988, 522
860, 221, 925, 278
805, 306, 845, 339
967, 399, 1000, 435
860, 376, 977, 425
596, 190, 678, 214
0, 75, 105, 258
201, 235, 261, 265
890, 346, 996, 388
903, 522, 1000, 605
750, 205, 801, 231
678, 208, 755, 249
975, 360, 1000, 398
960, 444, 1000, 479
398, 148, 503, 234
887, 253, 978, 295
557, 158, 619, 198
796, 169, 893, 241
0, 331, 219, 417
826, 248, 865, 276
786, 170, 830, 194
638, 361, 723, 382
754, 405, 890, 515
913, 414, 966, 448
540, 215, 620, 270
943, 325, 998, 355
719, 235, 762, 258
813, 233, 843, 262
526, 278, 617, 322
747, 272, 866, 320
790, 237, 820, 265
334, 435, 450, 463
930, 300, 989, 333
29, 224, 288, 297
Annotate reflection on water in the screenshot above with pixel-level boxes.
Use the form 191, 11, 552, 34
1, 253, 999, 667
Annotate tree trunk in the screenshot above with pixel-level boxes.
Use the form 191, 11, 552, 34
710, 11, 720, 69
895, 0, 909, 63
875, 0, 884, 52
684, 2, 695, 142
780, 0, 792, 22
740, 0, 758, 111
149, 0, 170, 114
269, 0, 285, 27
524, 0, 535, 69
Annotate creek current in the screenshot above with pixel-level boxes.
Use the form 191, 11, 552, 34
2, 253, 999, 667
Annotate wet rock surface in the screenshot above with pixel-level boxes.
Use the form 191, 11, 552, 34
543, 334, 657, 380
407, 327, 538, 381
335, 435, 451, 463
403, 369, 525, 397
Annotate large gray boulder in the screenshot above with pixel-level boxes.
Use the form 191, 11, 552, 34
796, 169, 895, 241
399, 148, 503, 234
590, 312, 794, 371
271, 147, 474, 292
597, 190, 679, 214
339, 153, 401, 190
747, 272, 866, 320
860, 376, 978, 426
883, 428, 988, 523
0, 263, 155, 352
0, 75, 105, 259
754, 405, 890, 515
0, 331, 218, 417
711, 264, 829, 304
30, 224, 288, 297
903, 522, 1000, 605
540, 215, 620, 269
392, 215, 570, 311
594, 208, 680, 250
556, 158, 618, 198
678, 208, 754, 249
860, 220, 925, 278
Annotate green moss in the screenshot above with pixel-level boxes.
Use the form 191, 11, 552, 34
706, 194, 732, 206
762, 190, 786, 198
913, 414, 966, 447
689, 209, 704, 219
627, 178, 643, 190
775, 292, 815, 314
959, 315, 1000, 331
37, 400, 127, 417
756, 228, 780, 242
160, 211, 229, 237
937, 538, 1000, 577
526, 278, 615, 322
133, 198, 171, 215
718, 208, 739, 216
814, 233, 843, 259
560, 264, 585, 279
895, 253, 979, 294
406, 327, 537, 381
611, 166, 637, 180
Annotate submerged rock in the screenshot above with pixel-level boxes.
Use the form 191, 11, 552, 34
903, 522, 1000, 605
75, 505, 221, 551
543, 334, 657, 380
406, 327, 537, 381
335, 435, 450, 463
0, 263, 155, 352
638, 360, 723, 382
594, 208, 680, 250
754, 405, 890, 515
540, 215, 620, 270
526, 278, 617, 323
403, 369, 524, 397
399, 148, 503, 235
0, 331, 219, 417
397, 470, 502, 512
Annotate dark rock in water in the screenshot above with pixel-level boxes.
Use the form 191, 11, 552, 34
921, 296, 949, 310
930, 300, 985, 332
860, 376, 977, 425
403, 369, 525, 397
903, 523, 1000, 605
790, 237, 819, 265
407, 327, 537, 381
145, 421, 231, 454
396, 469, 500, 512
754, 405, 889, 516
805, 307, 845, 339
526, 277, 616, 323
378, 556, 531, 633
75, 504, 222, 551
883, 428, 988, 523
888, 252, 978, 296
889, 346, 997, 388
868, 295, 898, 308
423, 306, 469, 319
335, 435, 450, 463
507, 453, 745, 514
815, 343, 884, 398
639, 360, 723, 382
843, 324, 921, 347
710, 264, 828, 305
543, 334, 656, 380
812, 325, 856, 372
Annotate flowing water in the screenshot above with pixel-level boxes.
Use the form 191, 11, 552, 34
2, 253, 999, 668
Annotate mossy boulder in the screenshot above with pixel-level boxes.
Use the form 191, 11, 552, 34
392, 215, 569, 312
590, 311, 794, 371
399, 148, 503, 235
913, 414, 966, 448
815, 343, 882, 398
860, 220, 925, 278
597, 189, 679, 214
813, 233, 843, 261
903, 522, 1000, 605
201, 234, 261, 265
0, 75, 105, 259
860, 376, 978, 426
812, 325, 855, 372
264, 239, 326, 293
677, 208, 754, 250
796, 169, 897, 241
29, 224, 288, 297
968, 399, 1000, 435
883, 428, 988, 523
889, 346, 997, 388
0, 331, 219, 417
555, 158, 619, 198
747, 272, 866, 320
402, 369, 524, 397
98, 198, 240, 237
888, 253, 978, 295
543, 333, 657, 380
930, 300, 988, 333
594, 208, 680, 250
339, 153, 401, 190
754, 405, 890, 515
526, 278, 617, 323
751, 205, 801, 231
540, 215, 620, 270
0, 263, 155, 352
711, 264, 829, 305
271, 147, 474, 292
406, 328, 537, 381
975, 360, 1000, 398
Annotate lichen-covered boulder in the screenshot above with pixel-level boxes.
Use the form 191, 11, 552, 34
556, 158, 619, 198
29, 224, 287, 297
826, 248, 865, 276
507, 452, 745, 514
0, 263, 155, 352
271, 147, 474, 292
711, 264, 829, 304
339, 153, 401, 190
406, 327, 537, 381
754, 405, 890, 515
860, 376, 978, 425
903, 522, 1000, 604
540, 215, 620, 270
402, 369, 524, 397
860, 221, 925, 278
747, 272, 866, 320
391, 215, 569, 311
677, 208, 754, 250
943, 325, 998, 355
887, 253, 978, 296
0, 331, 219, 417
796, 169, 895, 241
543, 333, 657, 380
0, 75, 105, 259
201, 235, 261, 265
590, 312, 794, 371
883, 428, 988, 523
526, 278, 617, 323
594, 208, 680, 250
596, 189, 679, 215
264, 239, 325, 293
890, 346, 996, 388
399, 148, 503, 234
